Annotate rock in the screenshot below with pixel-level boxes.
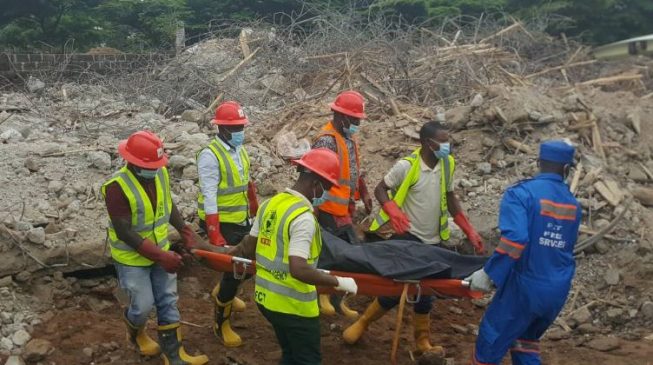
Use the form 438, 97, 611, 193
606, 308, 623, 319
0, 129, 24, 142
593, 219, 610, 230
546, 328, 570, 341
628, 165, 648, 182
4, 356, 25, 365
26, 77, 45, 92
448, 306, 463, 315
181, 165, 198, 180
632, 187, 653, 207
23, 158, 39, 173
476, 162, 492, 175
87, 151, 112, 170
538, 115, 556, 124
450, 323, 468, 334
1, 337, 13, 351
82, 347, 93, 358
23, 339, 53, 362
571, 307, 592, 325
14, 271, 31, 283
257, 181, 277, 197
168, 155, 192, 170
595, 241, 610, 254
47, 181, 64, 194
180, 110, 204, 124
11, 330, 31, 347
0, 276, 13, 288
26, 227, 45, 245
466, 323, 479, 336
604, 269, 620, 286
470, 93, 484, 108
641, 301, 653, 319
577, 324, 600, 334
471, 296, 491, 308
528, 111, 542, 121
445, 106, 472, 128
585, 336, 620, 352
481, 137, 497, 148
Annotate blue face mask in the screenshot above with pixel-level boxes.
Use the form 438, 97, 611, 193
136, 168, 158, 179
346, 124, 359, 137
434, 142, 451, 159
312, 182, 328, 207
229, 131, 245, 147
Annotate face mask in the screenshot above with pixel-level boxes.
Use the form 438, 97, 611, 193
229, 131, 245, 147
345, 124, 359, 137
312, 182, 328, 207
433, 142, 450, 159
136, 168, 158, 179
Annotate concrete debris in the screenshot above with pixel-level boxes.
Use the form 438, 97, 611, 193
545, 328, 571, 341
585, 336, 620, 352
571, 307, 592, 325
0, 276, 13, 288
23, 158, 39, 173
168, 155, 194, 170
26, 227, 45, 245
1, 336, 13, 351
476, 162, 492, 175
87, 151, 112, 170
604, 268, 620, 286
470, 93, 484, 108
26, 77, 45, 93
11, 329, 31, 347
4, 356, 26, 365
450, 324, 468, 334
180, 110, 205, 124
82, 346, 94, 358
641, 301, 653, 320
0, 129, 23, 142
23, 339, 54, 362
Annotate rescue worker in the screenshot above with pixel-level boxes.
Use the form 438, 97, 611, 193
312, 90, 373, 243
196, 101, 258, 347
343, 121, 484, 355
466, 140, 581, 365
228, 148, 358, 365
312, 90, 373, 317
102, 130, 208, 365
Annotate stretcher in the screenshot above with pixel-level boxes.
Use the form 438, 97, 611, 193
193, 249, 482, 299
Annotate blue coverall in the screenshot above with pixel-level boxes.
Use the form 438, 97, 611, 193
472, 173, 582, 365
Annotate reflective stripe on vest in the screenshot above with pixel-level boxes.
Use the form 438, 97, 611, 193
254, 192, 321, 318
369, 148, 455, 241
314, 121, 360, 216
196, 139, 251, 223
101, 166, 172, 266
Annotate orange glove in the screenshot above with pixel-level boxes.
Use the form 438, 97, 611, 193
247, 181, 259, 217
454, 212, 484, 254
382, 201, 410, 235
205, 214, 227, 246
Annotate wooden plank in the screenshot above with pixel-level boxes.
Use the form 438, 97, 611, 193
504, 138, 532, 154
593, 181, 621, 206
570, 162, 583, 195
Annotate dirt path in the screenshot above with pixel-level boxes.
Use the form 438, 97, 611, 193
26, 265, 653, 365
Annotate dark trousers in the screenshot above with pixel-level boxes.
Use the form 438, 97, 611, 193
317, 210, 358, 244
200, 219, 252, 302
258, 304, 321, 365
376, 232, 435, 314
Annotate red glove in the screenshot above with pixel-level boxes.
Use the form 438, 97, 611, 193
454, 212, 484, 254
358, 177, 373, 214
348, 202, 356, 218
205, 213, 227, 246
136, 239, 182, 273
381, 201, 410, 234
180, 225, 197, 250
247, 181, 259, 217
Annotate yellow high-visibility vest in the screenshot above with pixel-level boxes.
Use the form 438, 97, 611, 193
254, 192, 321, 318
197, 139, 251, 223
369, 148, 455, 241
101, 166, 172, 266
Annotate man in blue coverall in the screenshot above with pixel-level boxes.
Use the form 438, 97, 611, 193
465, 140, 582, 365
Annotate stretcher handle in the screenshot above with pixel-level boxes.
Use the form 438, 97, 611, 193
232, 256, 252, 280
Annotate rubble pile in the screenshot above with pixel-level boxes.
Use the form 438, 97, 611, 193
0, 18, 652, 363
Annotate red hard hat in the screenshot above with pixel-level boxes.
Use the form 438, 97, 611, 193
118, 131, 168, 169
291, 148, 340, 186
212, 101, 248, 126
330, 90, 366, 119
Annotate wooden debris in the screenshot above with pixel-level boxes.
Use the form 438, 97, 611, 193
494, 106, 509, 124
480, 22, 523, 44
632, 187, 653, 207
526, 60, 596, 79
591, 122, 606, 159
238, 29, 251, 58
503, 138, 532, 154
593, 180, 622, 207
637, 162, 653, 181
627, 111, 641, 134
574, 197, 632, 254
570, 162, 583, 195
578, 72, 642, 87
580, 167, 602, 187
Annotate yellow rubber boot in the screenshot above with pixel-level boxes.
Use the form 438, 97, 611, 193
211, 283, 246, 313
123, 313, 160, 356
214, 299, 243, 347
413, 313, 445, 356
343, 299, 387, 344
339, 296, 360, 320
158, 323, 208, 365
319, 294, 336, 316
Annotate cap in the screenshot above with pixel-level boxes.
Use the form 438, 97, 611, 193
539, 140, 575, 165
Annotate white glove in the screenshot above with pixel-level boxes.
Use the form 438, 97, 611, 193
464, 269, 494, 293
334, 276, 358, 294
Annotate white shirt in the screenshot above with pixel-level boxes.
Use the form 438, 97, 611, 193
197, 138, 245, 215
384, 156, 454, 244
250, 189, 316, 259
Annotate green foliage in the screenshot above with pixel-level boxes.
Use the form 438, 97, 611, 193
0, 0, 652, 51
